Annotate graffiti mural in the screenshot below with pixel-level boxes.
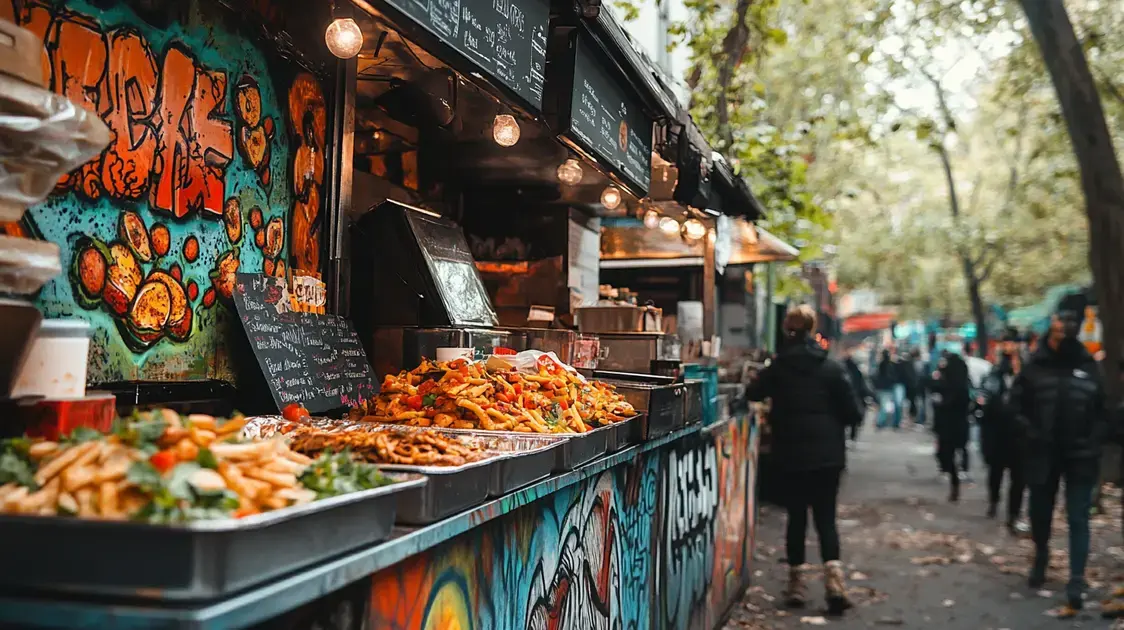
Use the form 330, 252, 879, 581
366, 414, 760, 630
7, 0, 328, 382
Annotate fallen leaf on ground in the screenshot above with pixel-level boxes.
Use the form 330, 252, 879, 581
800, 616, 828, 625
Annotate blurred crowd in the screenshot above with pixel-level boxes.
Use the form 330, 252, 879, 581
747, 293, 1113, 617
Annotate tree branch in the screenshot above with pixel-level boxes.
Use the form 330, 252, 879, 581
715, 0, 756, 149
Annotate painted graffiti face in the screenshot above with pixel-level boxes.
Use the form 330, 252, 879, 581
10, 0, 325, 381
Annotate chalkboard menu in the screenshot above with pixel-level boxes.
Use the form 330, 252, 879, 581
233, 274, 377, 414
567, 33, 653, 196
388, 0, 549, 109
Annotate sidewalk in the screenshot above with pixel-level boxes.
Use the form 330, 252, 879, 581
726, 424, 1124, 629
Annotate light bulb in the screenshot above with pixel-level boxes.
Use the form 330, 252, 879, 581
658, 216, 680, 234
556, 158, 583, 185
600, 186, 622, 210
643, 209, 660, 229
681, 218, 707, 241
492, 114, 520, 147
325, 18, 363, 59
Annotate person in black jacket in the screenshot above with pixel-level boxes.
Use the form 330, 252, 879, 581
841, 344, 874, 442
980, 329, 1027, 533
1012, 298, 1108, 611
930, 351, 971, 502
748, 305, 862, 614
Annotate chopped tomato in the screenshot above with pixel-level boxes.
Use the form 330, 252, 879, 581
513, 383, 523, 396
523, 395, 538, 409
282, 403, 310, 423
425, 408, 438, 418
418, 380, 437, 395
405, 395, 424, 411
495, 392, 511, 403
149, 450, 177, 473
458, 363, 470, 376
558, 400, 569, 411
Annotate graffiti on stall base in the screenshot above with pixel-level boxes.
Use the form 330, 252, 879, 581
526, 476, 621, 630
18, 0, 234, 217
6, 0, 324, 381
660, 438, 720, 630
707, 420, 751, 629
365, 415, 757, 630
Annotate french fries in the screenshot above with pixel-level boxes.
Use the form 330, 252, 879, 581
0, 409, 383, 522
354, 358, 636, 434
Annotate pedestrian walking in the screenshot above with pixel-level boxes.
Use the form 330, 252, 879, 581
930, 351, 971, 502
874, 349, 905, 430
841, 345, 874, 443
1012, 297, 1108, 611
910, 348, 928, 426
980, 329, 1027, 534
896, 349, 920, 424
746, 305, 862, 614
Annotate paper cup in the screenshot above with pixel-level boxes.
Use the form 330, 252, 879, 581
436, 347, 473, 362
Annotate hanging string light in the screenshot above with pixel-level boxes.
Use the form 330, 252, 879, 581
325, 3, 363, 59
600, 186, 622, 210
556, 158, 583, 184
492, 114, 520, 147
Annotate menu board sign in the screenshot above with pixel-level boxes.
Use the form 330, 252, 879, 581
388, 0, 549, 109
567, 33, 653, 196
233, 274, 377, 414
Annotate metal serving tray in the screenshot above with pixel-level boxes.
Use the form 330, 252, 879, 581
247, 419, 564, 522
0, 472, 425, 601
393, 422, 614, 473
595, 378, 685, 440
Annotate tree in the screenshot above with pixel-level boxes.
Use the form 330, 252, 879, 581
1018, 0, 1124, 400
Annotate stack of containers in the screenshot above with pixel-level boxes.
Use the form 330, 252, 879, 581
0, 18, 113, 434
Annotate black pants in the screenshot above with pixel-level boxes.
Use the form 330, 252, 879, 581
987, 454, 1025, 523
785, 467, 843, 566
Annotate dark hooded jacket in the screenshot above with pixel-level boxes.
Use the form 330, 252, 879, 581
979, 354, 1023, 466
748, 340, 863, 472
930, 353, 971, 447
1011, 339, 1107, 484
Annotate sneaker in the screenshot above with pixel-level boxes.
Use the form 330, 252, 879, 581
1066, 578, 1085, 610
1028, 554, 1048, 588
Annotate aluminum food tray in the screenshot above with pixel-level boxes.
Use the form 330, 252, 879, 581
0, 473, 425, 601
597, 380, 685, 440
247, 419, 560, 522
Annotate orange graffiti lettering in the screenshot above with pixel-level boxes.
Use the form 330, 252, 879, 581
102, 28, 158, 200
288, 73, 326, 272
52, 14, 108, 197
15, 5, 234, 217
150, 48, 232, 218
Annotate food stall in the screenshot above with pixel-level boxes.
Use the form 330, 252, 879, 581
0, 0, 762, 627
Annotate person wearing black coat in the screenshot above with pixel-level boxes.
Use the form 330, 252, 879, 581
1011, 300, 1108, 611
980, 330, 1027, 533
747, 306, 862, 614
930, 351, 971, 502
841, 346, 874, 441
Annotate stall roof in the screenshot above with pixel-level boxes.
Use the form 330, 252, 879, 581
729, 224, 799, 264
585, 8, 680, 121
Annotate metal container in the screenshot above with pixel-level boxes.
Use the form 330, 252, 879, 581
608, 414, 640, 451
431, 431, 569, 497
389, 459, 497, 525
593, 372, 684, 440
499, 328, 576, 365
575, 306, 662, 333
0, 474, 425, 600
596, 333, 664, 373
684, 379, 704, 426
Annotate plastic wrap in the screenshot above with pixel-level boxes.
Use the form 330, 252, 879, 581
0, 234, 60, 294
0, 74, 111, 217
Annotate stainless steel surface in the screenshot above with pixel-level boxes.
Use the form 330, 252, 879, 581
575, 306, 662, 333
499, 327, 576, 365
596, 333, 663, 373
0, 473, 425, 600
598, 380, 685, 440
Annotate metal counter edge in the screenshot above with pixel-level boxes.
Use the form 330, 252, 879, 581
0, 423, 703, 630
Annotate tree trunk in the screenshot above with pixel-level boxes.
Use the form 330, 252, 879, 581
715, 0, 755, 149
1020, 0, 1124, 403
934, 142, 990, 358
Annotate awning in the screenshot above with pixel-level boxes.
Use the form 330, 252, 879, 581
599, 217, 798, 268
842, 312, 897, 334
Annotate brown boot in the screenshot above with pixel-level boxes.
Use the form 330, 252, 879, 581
824, 560, 853, 615
783, 564, 807, 608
